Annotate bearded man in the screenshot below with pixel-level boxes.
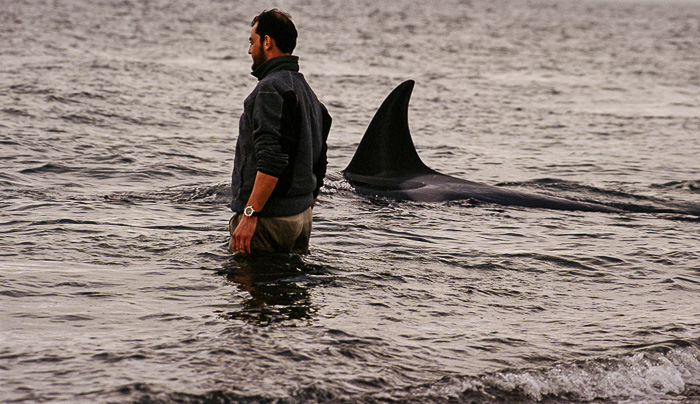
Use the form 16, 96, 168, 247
229, 9, 331, 255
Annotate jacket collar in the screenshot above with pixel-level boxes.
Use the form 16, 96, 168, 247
252, 55, 299, 80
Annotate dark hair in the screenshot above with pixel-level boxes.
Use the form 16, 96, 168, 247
251, 9, 297, 54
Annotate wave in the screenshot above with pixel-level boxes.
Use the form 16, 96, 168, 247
104, 183, 232, 205
103, 178, 344, 206
108, 340, 700, 404
653, 180, 700, 194
19, 163, 75, 175
398, 340, 700, 403
59, 110, 180, 128
2, 183, 233, 208
2, 107, 33, 118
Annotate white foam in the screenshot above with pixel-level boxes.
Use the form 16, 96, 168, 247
485, 346, 699, 401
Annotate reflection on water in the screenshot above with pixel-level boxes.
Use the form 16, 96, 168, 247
217, 254, 327, 326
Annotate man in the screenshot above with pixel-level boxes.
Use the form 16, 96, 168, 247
229, 9, 331, 255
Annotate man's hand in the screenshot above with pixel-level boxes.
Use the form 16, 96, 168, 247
229, 216, 258, 255
228, 171, 278, 255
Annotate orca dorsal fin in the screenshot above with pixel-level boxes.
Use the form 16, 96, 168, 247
344, 80, 435, 178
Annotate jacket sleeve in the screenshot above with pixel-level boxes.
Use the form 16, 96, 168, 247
313, 104, 332, 199
251, 84, 288, 178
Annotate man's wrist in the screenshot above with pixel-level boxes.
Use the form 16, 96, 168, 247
243, 205, 259, 217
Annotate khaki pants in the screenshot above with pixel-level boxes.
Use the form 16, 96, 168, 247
229, 207, 313, 254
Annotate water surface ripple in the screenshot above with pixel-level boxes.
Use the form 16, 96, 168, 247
2, 0, 700, 403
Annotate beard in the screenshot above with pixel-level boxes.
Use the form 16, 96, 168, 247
251, 42, 266, 72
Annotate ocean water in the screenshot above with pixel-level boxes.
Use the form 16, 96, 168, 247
2, 0, 700, 403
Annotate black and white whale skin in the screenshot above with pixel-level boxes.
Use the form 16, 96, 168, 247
344, 80, 623, 213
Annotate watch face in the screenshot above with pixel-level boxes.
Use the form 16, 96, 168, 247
244, 206, 255, 217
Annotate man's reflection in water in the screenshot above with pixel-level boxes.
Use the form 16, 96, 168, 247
217, 253, 326, 325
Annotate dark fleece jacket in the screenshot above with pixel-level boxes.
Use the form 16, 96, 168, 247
231, 55, 331, 217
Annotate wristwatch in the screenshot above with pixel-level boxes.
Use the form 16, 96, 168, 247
243, 205, 258, 217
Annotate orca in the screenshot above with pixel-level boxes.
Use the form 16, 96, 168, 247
343, 80, 623, 213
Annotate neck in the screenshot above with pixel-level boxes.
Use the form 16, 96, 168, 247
252, 54, 299, 80
266, 49, 289, 60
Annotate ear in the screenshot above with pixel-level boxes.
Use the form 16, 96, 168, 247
262, 35, 273, 51
263, 35, 279, 53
